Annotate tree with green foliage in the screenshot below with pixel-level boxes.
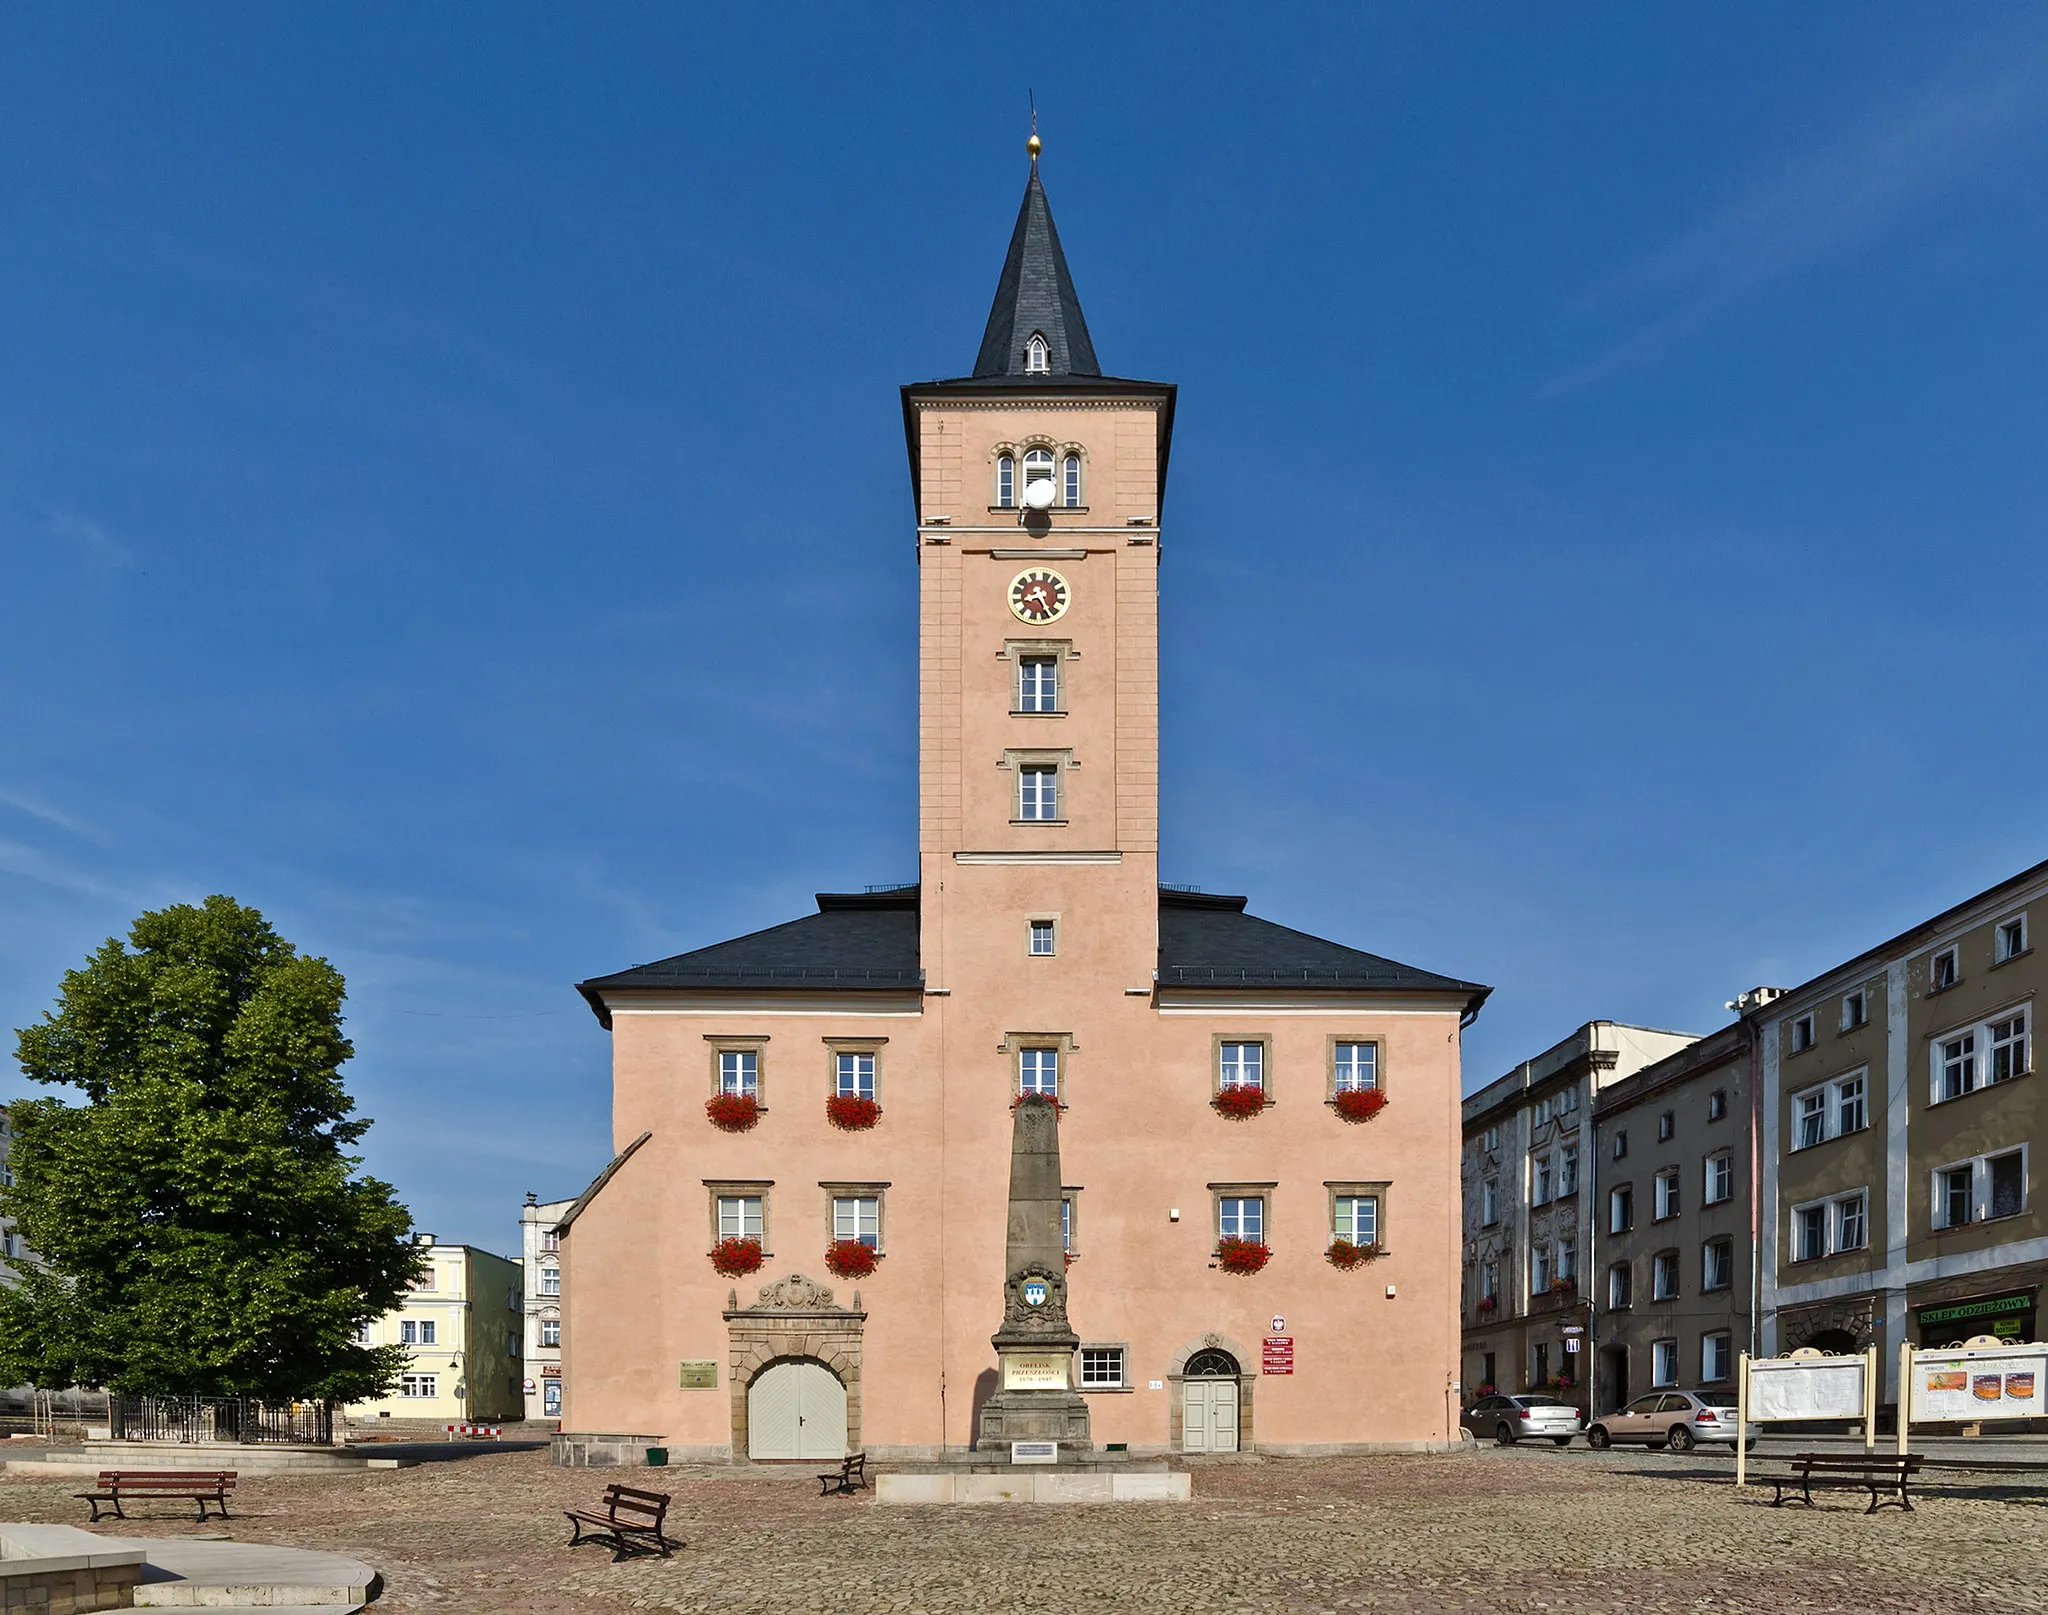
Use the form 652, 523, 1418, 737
0, 896, 420, 1401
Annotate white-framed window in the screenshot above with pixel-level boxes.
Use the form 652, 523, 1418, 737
1607, 1262, 1632, 1308
353, 1322, 373, 1345
1333, 1042, 1377, 1091
718, 1196, 764, 1240
1792, 1069, 1868, 1147
1061, 1194, 1074, 1253
1481, 1177, 1499, 1226
1218, 1042, 1264, 1091
1559, 1143, 1579, 1197
540, 1318, 560, 1347
1531, 1244, 1552, 1292
1561, 1085, 1580, 1114
1534, 1095, 1554, 1126
1658, 1110, 1675, 1142
1022, 445, 1055, 499
1702, 1331, 1733, 1384
1334, 1193, 1378, 1245
540, 1266, 560, 1296
1079, 1346, 1126, 1389
1790, 1013, 1816, 1054
1025, 333, 1049, 374
1218, 1195, 1264, 1242
1612, 1128, 1628, 1160
399, 1373, 437, 1399
1933, 1147, 2028, 1228
1932, 1008, 2029, 1102
1532, 1155, 1554, 1206
719, 1049, 758, 1097
1931, 946, 1960, 992
1018, 656, 1059, 713
1481, 1260, 1499, 1301
832, 1195, 881, 1249
1609, 1184, 1633, 1233
1705, 1152, 1733, 1205
1794, 1202, 1826, 1262
1842, 989, 1868, 1031
1791, 1189, 1867, 1259
1702, 1237, 1732, 1291
1652, 1339, 1678, 1388
1834, 1191, 1867, 1252
996, 454, 1016, 508
1019, 1047, 1060, 1097
1652, 1250, 1679, 1301
1708, 1087, 1728, 1122
1654, 1168, 1680, 1221
1482, 1125, 1500, 1152
835, 1052, 876, 1100
1028, 918, 1057, 957
1997, 913, 2028, 962
400, 1319, 417, 1344
1557, 1237, 1577, 1283
1062, 453, 1082, 508
1018, 764, 1060, 821
542, 1230, 559, 1251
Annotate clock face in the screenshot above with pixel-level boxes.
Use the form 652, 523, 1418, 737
1009, 569, 1070, 624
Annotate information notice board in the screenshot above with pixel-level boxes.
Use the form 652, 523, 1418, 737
1910, 1345, 2047, 1422
1746, 1357, 1865, 1421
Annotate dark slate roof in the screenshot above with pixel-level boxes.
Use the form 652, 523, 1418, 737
577, 886, 1489, 1026
971, 163, 1100, 379
1158, 890, 1491, 1020
576, 890, 921, 1026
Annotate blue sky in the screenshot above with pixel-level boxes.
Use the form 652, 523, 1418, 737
6, 6, 2046, 1252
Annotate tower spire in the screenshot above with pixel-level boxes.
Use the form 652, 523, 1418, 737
970, 143, 1100, 380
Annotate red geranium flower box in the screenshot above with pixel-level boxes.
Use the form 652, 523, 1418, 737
708, 1236, 763, 1277
1477, 1295, 1498, 1314
1216, 1235, 1271, 1275
1212, 1085, 1268, 1120
1332, 1088, 1388, 1123
1325, 1238, 1385, 1270
706, 1093, 761, 1132
826, 1094, 882, 1131
825, 1240, 879, 1280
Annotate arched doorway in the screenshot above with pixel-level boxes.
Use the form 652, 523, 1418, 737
1181, 1347, 1241, 1454
746, 1358, 846, 1460
1803, 1329, 1858, 1357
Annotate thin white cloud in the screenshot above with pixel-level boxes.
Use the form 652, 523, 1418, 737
0, 788, 95, 840
1544, 52, 2048, 397
0, 838, 142, 903
49, 510, 136, 568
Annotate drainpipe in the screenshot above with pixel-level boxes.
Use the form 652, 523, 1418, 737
1747, 1018, 1762, 1363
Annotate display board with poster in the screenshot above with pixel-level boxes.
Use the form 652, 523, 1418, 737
1734, 1347, 1878, 1487
1909, 1344, 2048, 1423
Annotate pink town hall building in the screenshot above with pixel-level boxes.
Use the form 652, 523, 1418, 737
555, 150, 1490, 1464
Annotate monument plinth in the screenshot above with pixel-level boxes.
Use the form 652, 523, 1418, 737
974, 1095, 1092, 1451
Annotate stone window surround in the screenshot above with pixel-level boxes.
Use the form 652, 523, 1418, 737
1077, 1341, 1132, 1393
1000, 1030, 1078, 1101
1212, 1033, 1273, 1102
705, 1033, 770, 1108
1207, 1180, 1277, 1252
1062, 1184, 1083, 1258
1001, 747, 1074, 825
823, 1036, 887, 1104
1324, 1034, 1383, 1103
1324, 1178, 1390, 1250
820, 1179, 891, 1254
705, 1178, 774, 1255
1165, 1332, 1257, 1453
1026, 912, 1061, 957
988, 436, 1089, 513
998, 637, 1079, 715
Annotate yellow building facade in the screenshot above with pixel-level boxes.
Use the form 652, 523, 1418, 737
346, 1238, 525, 1425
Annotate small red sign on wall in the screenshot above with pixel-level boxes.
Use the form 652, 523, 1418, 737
1262, 1336, 1294, 1375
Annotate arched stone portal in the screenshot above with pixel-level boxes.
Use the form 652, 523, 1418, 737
1167, 1333, 1257, 1453
725, 1274, 865, 1462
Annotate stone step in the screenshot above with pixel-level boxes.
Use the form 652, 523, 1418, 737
127, 1538, 378, 1608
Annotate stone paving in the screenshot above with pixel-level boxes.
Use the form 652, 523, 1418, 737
1, 1443, 2044, 1613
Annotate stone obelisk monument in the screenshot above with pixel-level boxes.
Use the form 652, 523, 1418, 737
972, 1094, 1092, 1451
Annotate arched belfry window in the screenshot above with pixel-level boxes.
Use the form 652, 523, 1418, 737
1062, 453, 1082, 508
1022, 447, 1055, 502
1025, 333, 1050, 374
996, 454, 1016, 508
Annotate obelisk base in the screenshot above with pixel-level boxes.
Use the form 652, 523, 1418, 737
974, 1345, 1092, 1451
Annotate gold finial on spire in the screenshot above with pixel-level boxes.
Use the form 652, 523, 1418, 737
1027, 92, 1040, 163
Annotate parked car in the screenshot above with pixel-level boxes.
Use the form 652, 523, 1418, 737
1585, 1389, 1752, 1451
1462, 1392, 1586, 1446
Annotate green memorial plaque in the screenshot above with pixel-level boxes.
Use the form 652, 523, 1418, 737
679, 1360, 719, 1389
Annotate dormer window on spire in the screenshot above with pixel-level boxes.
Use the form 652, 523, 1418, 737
1025, 333, 1050, 374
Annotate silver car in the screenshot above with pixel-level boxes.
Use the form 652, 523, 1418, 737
1462, 1392, 1586, 1446
1585, 1389, 1750, 1451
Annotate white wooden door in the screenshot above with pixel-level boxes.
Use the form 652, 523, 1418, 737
748, 1360, 846, 1460
1182, 1379, 1239, 1453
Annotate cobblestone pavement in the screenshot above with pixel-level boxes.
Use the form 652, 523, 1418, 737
2, 1445, 2044, 1613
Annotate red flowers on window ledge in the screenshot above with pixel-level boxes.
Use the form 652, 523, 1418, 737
1332, 1088, 1388, 1123
706, 1093, 761, 1132
1477, 1295, 1498, 1314
1012, 1092, 1061, 1117
1212, 1086, 1268, 1120
825, 1240, 879, 1280
1325, 1238, 1385, 1270
709, 1237, 764, 1277
1216, 1236, 1272, 1274
826, 1094, 882, 1131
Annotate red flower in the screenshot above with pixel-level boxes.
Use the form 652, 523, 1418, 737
1215, 1235, 1271, 1275
1332, 1088, 1388, 1123
706, 1093, 761, 1132
708, 1237, 763, 1277
1325, 1238, 1384, 1270
825, 1240, 879, 1280
1011, 1092, 1061, 1117
1477, 1295, 1498, 1314
1212, 1085, 1268, 1120
826, 1094, 882, 1131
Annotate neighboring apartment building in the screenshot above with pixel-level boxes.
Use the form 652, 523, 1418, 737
346, 1238, 524, 1424
1591, 1019, 1756, 1412
1760, 859, 2047, 1406
557, 148, 1491, 1463
1462, 1022, 1699, 1407
0, 1104, 24, 1282
521, 1194, 573, 1422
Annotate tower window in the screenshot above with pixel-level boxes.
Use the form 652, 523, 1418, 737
1022, 447, 1054, 501
1018, 764, 1060, 821
996, 455, 1015, 508
1018, 656, 1059, 713
1062, 454, 1081, 507
1025, 333, 1049, 373
1020, 1047, 1060, 1097
1028, 918, 1057, 956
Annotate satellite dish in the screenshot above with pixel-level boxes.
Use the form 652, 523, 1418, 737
1022, 479, 1056, 510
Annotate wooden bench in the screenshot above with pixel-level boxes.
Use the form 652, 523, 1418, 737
564, 1483, 678, 1559
1771, 1452, 1924, 1514
817, 1453, 868, 1496
75, 1469, 235, 1523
